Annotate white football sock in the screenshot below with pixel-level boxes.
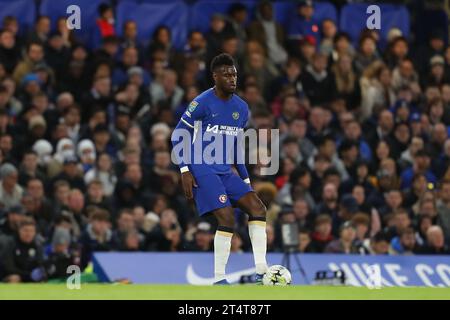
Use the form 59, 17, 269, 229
214, 229, 233, 282
249, 220, 268, 275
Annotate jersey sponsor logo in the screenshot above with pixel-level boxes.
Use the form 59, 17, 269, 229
206, 123, 243, 135
232, 112, 239, 120
219, 194, 227, 203
188, 101, 198, 113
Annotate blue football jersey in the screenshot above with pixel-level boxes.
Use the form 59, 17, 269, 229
179, 88, 249, 177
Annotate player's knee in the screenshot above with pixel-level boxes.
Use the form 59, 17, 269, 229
215, 208, 235, 228
250, 201, 267, 218
220, 214, 235, 228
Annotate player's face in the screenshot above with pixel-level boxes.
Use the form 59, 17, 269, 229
214, 66, 237, 94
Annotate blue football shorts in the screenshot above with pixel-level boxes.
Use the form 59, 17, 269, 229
192, 172, 253, 216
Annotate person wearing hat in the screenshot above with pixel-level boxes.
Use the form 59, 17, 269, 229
184, 221, 214, 252
51, 154, 86, 193
324, 220, 358, 254
400, 149, 437, 191
423, 54, 448, 87
0, 163, 23, 209
334, 194, 360, 235
287, 0, 320, 45
45, 227, 79, 280
28, 114, 47, 141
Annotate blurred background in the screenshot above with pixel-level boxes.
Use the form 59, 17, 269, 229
0, 0, 449, 285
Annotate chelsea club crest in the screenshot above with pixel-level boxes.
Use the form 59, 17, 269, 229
232, 112, 239, 120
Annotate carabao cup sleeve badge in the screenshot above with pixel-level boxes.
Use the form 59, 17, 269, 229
188, 101, 198, 113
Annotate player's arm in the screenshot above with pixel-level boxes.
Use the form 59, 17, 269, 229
170, 101, 203, 199
234, 106, 250, 185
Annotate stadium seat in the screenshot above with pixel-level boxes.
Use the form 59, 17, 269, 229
115, 0, 189, 49
40, 0, 111, 49
0, 0, 36, 36
273, 1, 338, 29
340, 3, 410, 48
188, 0, 259, 33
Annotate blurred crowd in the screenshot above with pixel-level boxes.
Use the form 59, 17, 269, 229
1, 0, 450, 283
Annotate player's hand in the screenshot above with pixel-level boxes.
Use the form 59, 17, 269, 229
181, 171, 197, 200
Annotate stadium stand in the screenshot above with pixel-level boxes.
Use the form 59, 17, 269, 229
0, 0, 450, 284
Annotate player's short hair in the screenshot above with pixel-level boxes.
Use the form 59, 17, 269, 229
210, 53, 235, 73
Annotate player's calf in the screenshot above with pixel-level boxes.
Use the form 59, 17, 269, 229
213, 207, 235, 283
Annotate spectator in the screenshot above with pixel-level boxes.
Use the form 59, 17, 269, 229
437, 179, 450, 245
354, 34, 380, 75
358, 231, 390, 255
84, 152, 117, 197
298, 227, 316, 253
310, 214, 333, 253
45, 227, 80, 280
332, 53, 361, 110
13, 42, 47, 85
51, 155, 86, 193
389, 227, 420, 255
28, 16, 51, 45
247, 1, 287, 66
419, 225, 450, 254
319, 19, 337, 57
2, 218, 45, 282
0, 29, 20, 74
96, 3, 116, 39
150, 69, 184, 110
0, 205, 26, 237
113, 209, 144, 250
79, 208, 114, 270
385, 209, 411, 240
301, 53, 336, 106
146, 208, 183, 252
184, 221, 213, 252
325, 221, 358, 254
224, 3, 248, 54
400, 150, 437, 191
287, 0, 320, 44
0, 163, 23, 209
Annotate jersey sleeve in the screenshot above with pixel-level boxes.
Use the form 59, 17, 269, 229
235, 103, 250, 183
171, 99, 207, 173
180, 99, 207, 128
241, 105, 250, 128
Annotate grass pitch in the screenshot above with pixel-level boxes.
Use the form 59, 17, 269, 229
0, 284, 449, 300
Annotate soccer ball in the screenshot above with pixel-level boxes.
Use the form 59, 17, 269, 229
262, 265, 292, 286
